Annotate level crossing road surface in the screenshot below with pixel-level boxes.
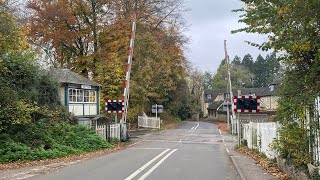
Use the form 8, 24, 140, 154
31, 121, 240, 180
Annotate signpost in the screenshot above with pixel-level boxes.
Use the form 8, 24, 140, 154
233, 95, 261, 146
152, 104, 163, 118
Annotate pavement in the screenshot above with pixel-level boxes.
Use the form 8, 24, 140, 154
0, 121, 276, 180
219, 130, 276, 180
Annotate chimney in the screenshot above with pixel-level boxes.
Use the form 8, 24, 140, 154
237, 90, 241, 96
269, 84, 275, 92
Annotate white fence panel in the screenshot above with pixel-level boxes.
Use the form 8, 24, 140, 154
242, 122, 277, 159
110, 124, 120, 140
259, 122, 277, 159
138, 116, 160, 129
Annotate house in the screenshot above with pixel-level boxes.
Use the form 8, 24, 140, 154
49, 68, 101, 117
201, 85, 279, 119
202, 89, 226, 118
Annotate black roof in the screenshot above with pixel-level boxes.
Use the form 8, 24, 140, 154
203, 89, 226, 103
48, 68, 101, 87
207, 100, 224, 110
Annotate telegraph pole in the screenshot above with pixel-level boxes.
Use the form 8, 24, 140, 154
224, 40, 235, 133
224, 41, 230, 130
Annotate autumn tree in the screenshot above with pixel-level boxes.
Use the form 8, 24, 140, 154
26, 0, 190, 121
27, 0, 112, 75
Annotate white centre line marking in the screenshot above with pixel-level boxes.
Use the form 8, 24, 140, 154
124, 149, 170, 180
194, 122, 199, 130
138, 149, 178, 180
226, 148, 230, 153
130, 148, 167, 150
218, 129, 222, 135
191, 126, 195, 130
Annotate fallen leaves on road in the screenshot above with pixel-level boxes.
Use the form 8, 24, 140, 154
237, 146, 291, 180
213, 121, 229, 132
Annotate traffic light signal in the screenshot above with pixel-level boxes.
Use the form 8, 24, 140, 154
234, 96, 260, 113
105, 100, 124, 113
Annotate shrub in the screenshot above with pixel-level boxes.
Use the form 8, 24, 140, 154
0, 122, 112, 163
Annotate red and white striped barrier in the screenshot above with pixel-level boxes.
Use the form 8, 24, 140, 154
121, 2, 137, 123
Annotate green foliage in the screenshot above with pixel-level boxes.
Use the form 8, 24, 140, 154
0, 122, 111, 163
211, 53, 281, 89
203, 71, 214, 89
212, 59, 252, 89
233, 0, 320, 169
310, 169, 320, 180
0, 52, 63, 131
252, 53, 281, 87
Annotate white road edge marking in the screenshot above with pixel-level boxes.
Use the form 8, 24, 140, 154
124, 149, 170, 180
138, 149, 178, 180
218, 129, 222, 135
226, 148, 230, 153
16, 174, 36, 180
194, 122, 199, 130
128, 141, 141, 147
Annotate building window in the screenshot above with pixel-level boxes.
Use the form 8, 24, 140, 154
207, 94, 212, 99
69, 88, 96, 103
84, 90, 96, 102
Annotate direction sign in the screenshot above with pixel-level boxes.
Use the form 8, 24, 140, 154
152, 104, 163, 113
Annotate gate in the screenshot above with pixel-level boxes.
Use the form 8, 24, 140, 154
96, 124, 106, 140
138, 116, 160, 129
109, 123, 120, 140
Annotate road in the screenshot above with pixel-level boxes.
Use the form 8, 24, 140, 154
30, 121, 240, 180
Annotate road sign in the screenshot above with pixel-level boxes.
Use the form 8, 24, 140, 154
233, 96, 260, 113
152, 104, 163, 113
105, 100, 124, 113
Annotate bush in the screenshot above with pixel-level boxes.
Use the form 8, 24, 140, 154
0, 122, 112, 163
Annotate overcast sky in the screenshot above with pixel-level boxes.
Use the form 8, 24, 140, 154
183, 0, 269, 73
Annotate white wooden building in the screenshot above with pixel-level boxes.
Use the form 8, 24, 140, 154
49, 68, 101, 117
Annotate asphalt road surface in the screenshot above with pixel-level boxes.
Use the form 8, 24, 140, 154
31, 121, 240, 180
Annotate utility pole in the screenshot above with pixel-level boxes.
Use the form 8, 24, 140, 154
224, 41, 230, 131
224, 40, 235, 133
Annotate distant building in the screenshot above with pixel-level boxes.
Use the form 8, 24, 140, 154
49, 68, 101, 117
201, 85, 279, 119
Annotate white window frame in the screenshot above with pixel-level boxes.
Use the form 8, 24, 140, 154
69, 88, 97, 104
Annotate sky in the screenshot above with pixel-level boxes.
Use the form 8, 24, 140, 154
183, 0, 269, 73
